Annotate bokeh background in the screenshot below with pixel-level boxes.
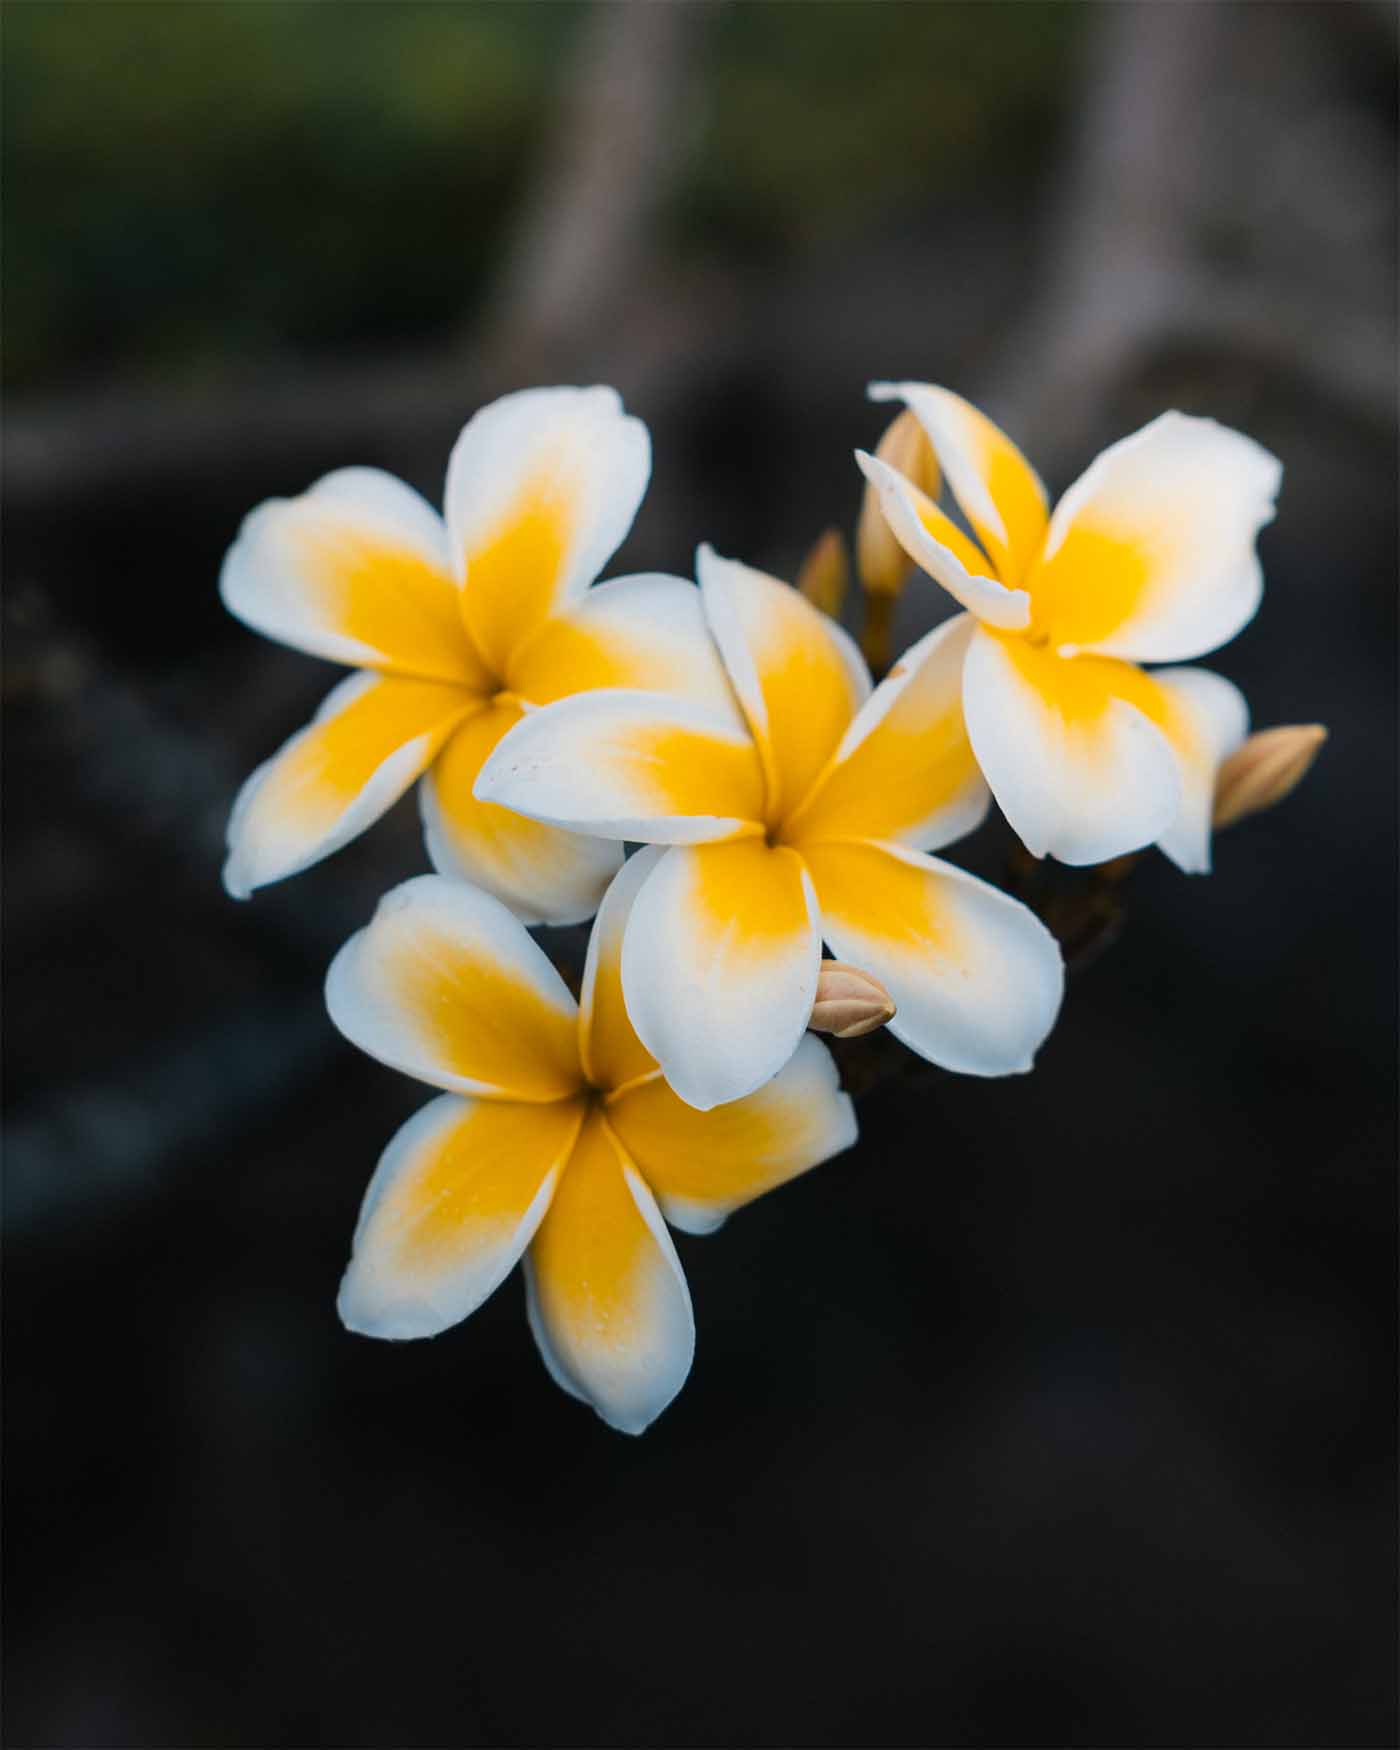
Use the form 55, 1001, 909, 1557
5, 4, 1396, 1746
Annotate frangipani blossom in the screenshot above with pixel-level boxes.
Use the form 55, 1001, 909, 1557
477, 547, 1064, 1111
326, 863, 857, 1434
221, 386, 734, 923
857, 384, 1282, 870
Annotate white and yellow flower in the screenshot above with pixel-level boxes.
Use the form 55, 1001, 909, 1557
325, 861, 857, 1434
857, 384, 1282, 871
221, 386, 734, 922
477, 546, 1063, 1111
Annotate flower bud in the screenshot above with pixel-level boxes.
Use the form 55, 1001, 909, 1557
1213, 724, 1328, 829
856, 409, 940, 599
809, 961, 896, 1039
796, 527, 849, 620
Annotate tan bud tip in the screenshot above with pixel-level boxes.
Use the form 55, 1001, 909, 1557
1213, 724, 1329, 829
796, 527, 849, 619
857, 408, 941, 599
809, 961, 897, 1039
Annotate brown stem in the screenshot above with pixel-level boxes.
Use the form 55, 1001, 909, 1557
859, 593, 896, 679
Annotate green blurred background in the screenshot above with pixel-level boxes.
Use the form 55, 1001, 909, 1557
6, 3, 1077, 388
6, 5, 1396, 1747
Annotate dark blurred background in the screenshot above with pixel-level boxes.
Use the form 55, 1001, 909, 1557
4, 4, 1396, 1746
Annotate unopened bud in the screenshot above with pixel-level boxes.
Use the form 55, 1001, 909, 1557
857, 409, 940, 598
809, 961, 896, 1039
1213, 724, 1328, 829
796, 527, 849, 620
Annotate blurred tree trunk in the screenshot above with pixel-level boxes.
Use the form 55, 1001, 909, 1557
485, 0, 715, 373
6, 1, 718, 510
987, 1, 1392, 460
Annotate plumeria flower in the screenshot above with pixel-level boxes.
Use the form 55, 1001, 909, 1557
221, 386, 735, 922
476, 546, 1064, 1111
325, 861, 857, 1434
856, 384, 1282, 870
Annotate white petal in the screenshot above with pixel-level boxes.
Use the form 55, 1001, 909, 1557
338, 1092, 583, 1340
474, 689, 767, 845
325, 875, 583, 1102
1033, 411, 1282, 663
608, 1031, 857, 1234
523, 1111, 694, 1436
219, 467, 482, 684
962, 626, 1182, 866
1151, 667, 1250, 875
445, 386, 650, 675
805, 839, 1064, 1076
223, 670, 474, 898
620, 839, 822, 1111
870, 380, 1049, 584
854, 451, 1031, 630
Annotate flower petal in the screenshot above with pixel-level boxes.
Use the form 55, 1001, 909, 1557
1030, 411, 1282, 662
620, 839, 821, 1111
223, 671, 475, 898
474, 690, 767, 845
870, 381, 1049, 585
578, 848, 665, 1094
962, 626, 1182, 866
804, 839, 1063, 1076
421, 701, 623, 926
786, 612, 988, 853
1150, 667, 1250, 875
325, 875, 583, 1102
697, 546, 870, 821
338, 1092, 585, 1341
220, 467, 487, 686
608, 1033, 856, 1235
446, 386, 650, 677
508, 572, 742, 721
854, 452, 1031, 631
524, 1109, 694, 1435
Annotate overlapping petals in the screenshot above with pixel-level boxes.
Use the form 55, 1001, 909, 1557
222, 387, 736, 921
620, 838, 822, 1110
418, 700, 625, 925
480, 548, 1063, 1108
329, 865, 856, 1434
506, 572, 742, 715
221, 375, 1297, 1437
870, 381, 1048, 584
861, 383, 1280, 868
475, 690, 767, 845
697, 546, 869, 821
784, 613, 988, 851
854, 450, 1031, 631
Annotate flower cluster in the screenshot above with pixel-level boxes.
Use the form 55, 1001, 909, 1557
222, 382, 1318, 1432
